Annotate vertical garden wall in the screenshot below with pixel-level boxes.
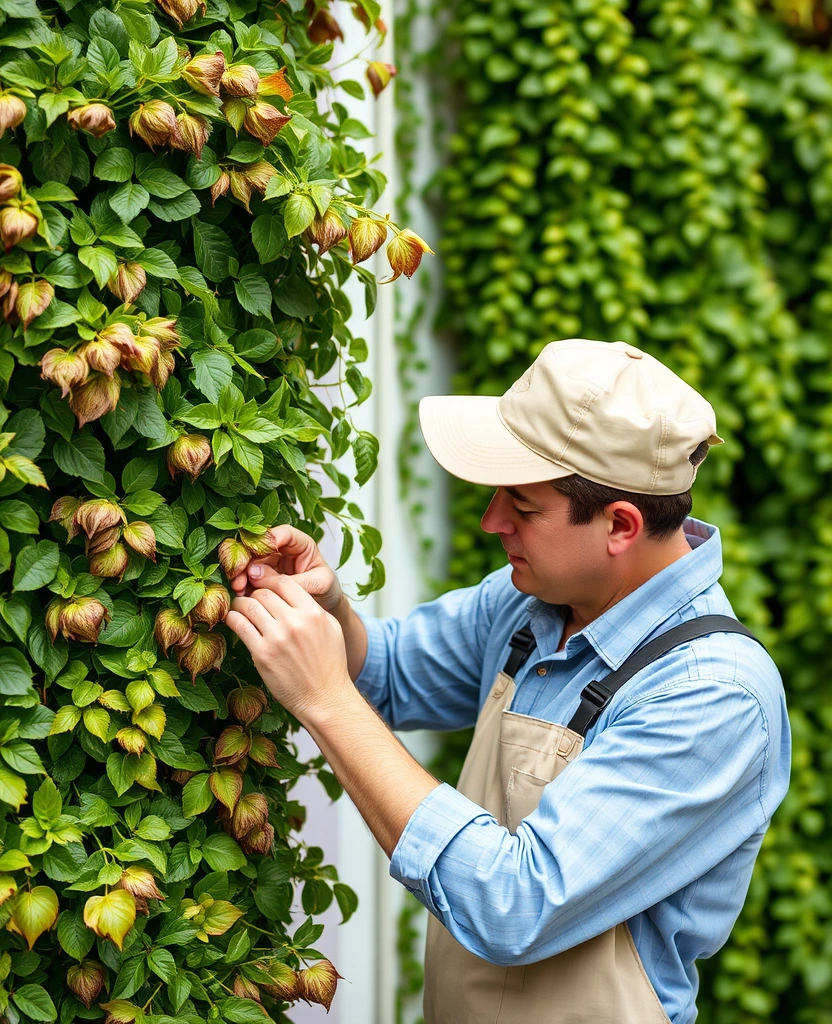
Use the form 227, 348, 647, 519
0, 0, 426, 1020
396, 0, 832, 1021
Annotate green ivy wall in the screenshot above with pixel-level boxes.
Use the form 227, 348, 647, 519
405, 0, 832, 1021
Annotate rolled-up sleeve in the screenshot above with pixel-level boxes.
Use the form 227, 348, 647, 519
390, 670, 788, 966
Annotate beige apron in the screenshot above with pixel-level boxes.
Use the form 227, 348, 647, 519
423, 666, 672, 1024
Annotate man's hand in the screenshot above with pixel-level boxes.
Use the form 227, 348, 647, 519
226, 574, 352, 723
229, 525, 342, 613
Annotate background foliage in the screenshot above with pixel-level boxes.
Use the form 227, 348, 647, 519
395, 0, 832, 1021
0, 0, 417, 1019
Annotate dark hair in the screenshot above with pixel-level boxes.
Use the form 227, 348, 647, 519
551, 475, 693, 539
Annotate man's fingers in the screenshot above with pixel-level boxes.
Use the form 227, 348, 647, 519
249, 588, 288, 618
226, 609, 264, 646
260, 572, 319, 610
230, 596, 280, 633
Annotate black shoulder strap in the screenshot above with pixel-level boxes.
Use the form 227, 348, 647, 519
566, 614, 764, 737
502, 624, 536, 678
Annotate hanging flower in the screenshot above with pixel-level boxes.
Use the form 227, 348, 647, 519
129, 100, 180, 150
243, 102, 292, 146
0, 94, 27, 136
67, 103, 116, 137
182, 51, 226, 96
367, 61, 397, 98
381, 228, 435, 283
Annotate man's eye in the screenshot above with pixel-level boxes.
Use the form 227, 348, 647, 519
513, 506, 534, 517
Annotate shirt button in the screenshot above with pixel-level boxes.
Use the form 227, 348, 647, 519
537, 667, 547, 676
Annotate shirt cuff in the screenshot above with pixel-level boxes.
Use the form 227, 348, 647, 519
353, 613, 389, 703
390, 783, 491, 915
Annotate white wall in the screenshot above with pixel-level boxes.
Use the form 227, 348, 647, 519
288, 3, 448, 1021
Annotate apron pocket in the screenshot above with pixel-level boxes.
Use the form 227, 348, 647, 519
506, 767, 550, 834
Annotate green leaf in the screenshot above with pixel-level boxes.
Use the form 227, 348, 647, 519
106, 752, 142, 797
148, 947, 177, 984
193, 351, 234, 403
234, 267, 273, 317
12, 984, 57, 1022
182, 773, 213, 817
192, 220, 236, 282
109, 183, 151, 223
230, 434, 263, 484
138, 166, 189, 199
1, 741, 45, 774
136, 247, 179, 279
0, 595, 31, 642
0, 766, 27, 809
201, 833, 246, 871
252, 215, 289, 263
283, 192, 316, 238
57, 906, 95, 959
12, 541, 60, 591
53, 432, 106, 482
352, 431, 379, 486
33, 777, 62, 829
220, 997, 268, 1024
99, 601, 148, 648
49, 705, 81, 735
122, 489, 164, 516
27, 182, 77, 202
273, 274, 318, 318
94, 149, 135, 183
0, 500, 39, 533
122, 459, 158, 494
0, 648, 33, 695
77, 246, 119, 289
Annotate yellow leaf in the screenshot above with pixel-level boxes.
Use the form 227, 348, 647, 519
84, 890, 136, 950
83, 707, 111, 742
132, 704, 166, 741
8, 885, 59, 949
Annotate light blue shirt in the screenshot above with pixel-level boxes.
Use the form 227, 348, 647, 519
355, 520, 790, 1024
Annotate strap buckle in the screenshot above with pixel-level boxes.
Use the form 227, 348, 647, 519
509, 627, 536, 654
582, 679, 613, 711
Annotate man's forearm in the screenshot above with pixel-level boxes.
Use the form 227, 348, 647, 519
302, 687, 440, 857
331, 593, 369, 681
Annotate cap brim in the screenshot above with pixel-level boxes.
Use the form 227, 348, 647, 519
418, 395, 573, 486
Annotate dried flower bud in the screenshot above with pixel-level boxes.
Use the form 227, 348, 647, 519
307, 207, 348, 255
176, 630, 226, 682
218, 538, 251, 578
0, 279, 18, 323
67, 103, 116, 138
172, 111, 210, 159
89, 541, 129, 579
231, 793, 269, 839
352, 3, 387, 33
382, 228, 435, 283
233, 976, 262, 1002
192, 583, 230, 628
0, 164, 22, 203
367, 61, 397, 98
243, 102, 291, 146
0, 203, 38, 251
297, 960, 340, 1011
153, 349, 176, 390
129, 100, 180, 151
349, 217, 388, 264
220, 64, 261, 98
228, 160, 278, 213
119, 867, 164, 901
15, 279, 54, 328
49, 496, 82, 540
261, 962, 301, 1001
67, 961, 105, 1009
140, 317, 179, 347
0, 268, 12, 300
75, 499, 125, 539
0, 94, 27, 137
182, 51, 226, 96
167, 433, 212, 482
211, 172, 230, 206
154, 607, 193, 655
240, 529, 279, 557
122, 521, 157, 562
47, 596, 110, 643
248, 734, 280, 768
119, 333, 160, 378
227, 685, 269, 727
213, 726, 252, 767
40, 348, 89, 397
308, 6, 343, 43
258, 69, 293, 100
86, 525, 121, 558
107, 263, 147, 305
78, 338, 120, 380
239, 821, 275, 855
116, 727, 147, 755
153, 0, 206, 29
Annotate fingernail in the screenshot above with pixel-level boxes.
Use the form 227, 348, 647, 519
249, 565, 263, 579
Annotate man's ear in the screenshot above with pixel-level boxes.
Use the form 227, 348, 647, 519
605, 501, 643, 556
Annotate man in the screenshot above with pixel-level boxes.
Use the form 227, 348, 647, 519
226, 338, 790, 1024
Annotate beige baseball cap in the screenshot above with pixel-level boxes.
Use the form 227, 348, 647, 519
418, 339, 723, 495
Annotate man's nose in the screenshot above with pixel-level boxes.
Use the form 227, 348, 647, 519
481, 490, 514, 535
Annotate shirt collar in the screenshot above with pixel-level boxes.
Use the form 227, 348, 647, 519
527, 518, 723, 670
